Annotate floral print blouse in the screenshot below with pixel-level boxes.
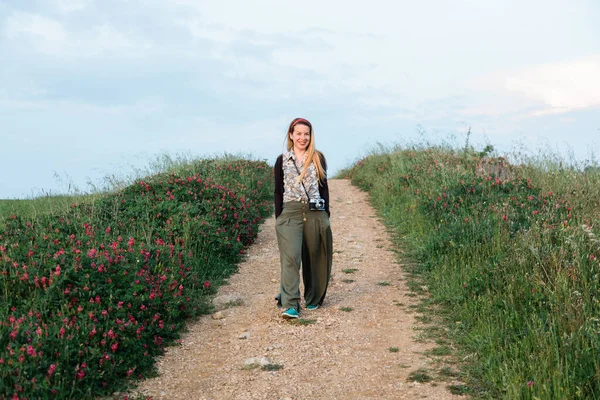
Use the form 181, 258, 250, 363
282, 150, 322, 203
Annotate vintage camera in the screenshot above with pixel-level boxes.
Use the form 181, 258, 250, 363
308, 198, 326, 211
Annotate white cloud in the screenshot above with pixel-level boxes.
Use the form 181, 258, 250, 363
82, 24, 151, 57
170, 2, 446, 93
470, 55, 600, 116
55, 0, 92, 13
167, 0, 600, 118
4, 12, 68, 54
0, 95, 165, 116
3, 11, 154, 59
178, 19, 240, 44
506, 57, 600, 111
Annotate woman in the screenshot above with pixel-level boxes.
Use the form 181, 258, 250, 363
273, 117, 333, 319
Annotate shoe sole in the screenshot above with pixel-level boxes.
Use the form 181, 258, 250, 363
306, 306, 319, 310
282, 312, 298, 319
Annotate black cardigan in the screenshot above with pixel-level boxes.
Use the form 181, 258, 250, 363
274, 152, 330, 218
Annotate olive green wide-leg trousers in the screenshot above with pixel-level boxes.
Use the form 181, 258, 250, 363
275, 201, 333, 311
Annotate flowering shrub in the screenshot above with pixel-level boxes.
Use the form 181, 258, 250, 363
343, 146, 600, 399
0, 158, 273, 399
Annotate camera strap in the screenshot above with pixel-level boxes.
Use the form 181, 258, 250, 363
292, 160, 311, 202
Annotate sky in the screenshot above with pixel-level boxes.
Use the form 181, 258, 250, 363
1, 0, 599, 199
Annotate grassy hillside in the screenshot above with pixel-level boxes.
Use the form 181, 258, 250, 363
0, 196, 91, 227
339, 144, 600, 399
0, 156, 273, 399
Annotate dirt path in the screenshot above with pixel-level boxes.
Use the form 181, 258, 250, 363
131, 179, 462, 400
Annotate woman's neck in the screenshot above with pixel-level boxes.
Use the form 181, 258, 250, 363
293, 148, 307, 161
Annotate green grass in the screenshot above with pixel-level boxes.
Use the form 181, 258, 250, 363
428, 346, 452, 357
339, 307, 354, 312
338, 142, 600, 399
221, 299, 245, 309
407, 369, 433, 383
295, 318, 317, 326
0, 195, 94, 229
342, 268, 359, 274
448, 384, 473, 395
261, 363, 284, 371
388, 347, 399, 353
440, 366, 460, 378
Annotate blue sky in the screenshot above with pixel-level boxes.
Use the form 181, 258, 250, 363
1, 0, 599, 199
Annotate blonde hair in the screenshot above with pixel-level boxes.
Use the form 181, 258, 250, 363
285, 118, 326, 184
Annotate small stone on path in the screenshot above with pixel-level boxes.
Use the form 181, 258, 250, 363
244, 356, 271, 367
239, 332, 251, 340
212, 311, 225, 320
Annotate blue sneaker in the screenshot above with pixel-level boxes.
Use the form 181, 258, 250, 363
281, 308, 299, 319
306, 305, 319, 310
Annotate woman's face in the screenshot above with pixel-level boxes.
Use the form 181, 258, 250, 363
290, 124, 311, 152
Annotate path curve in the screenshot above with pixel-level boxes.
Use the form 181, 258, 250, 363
131, 179, 462, 400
